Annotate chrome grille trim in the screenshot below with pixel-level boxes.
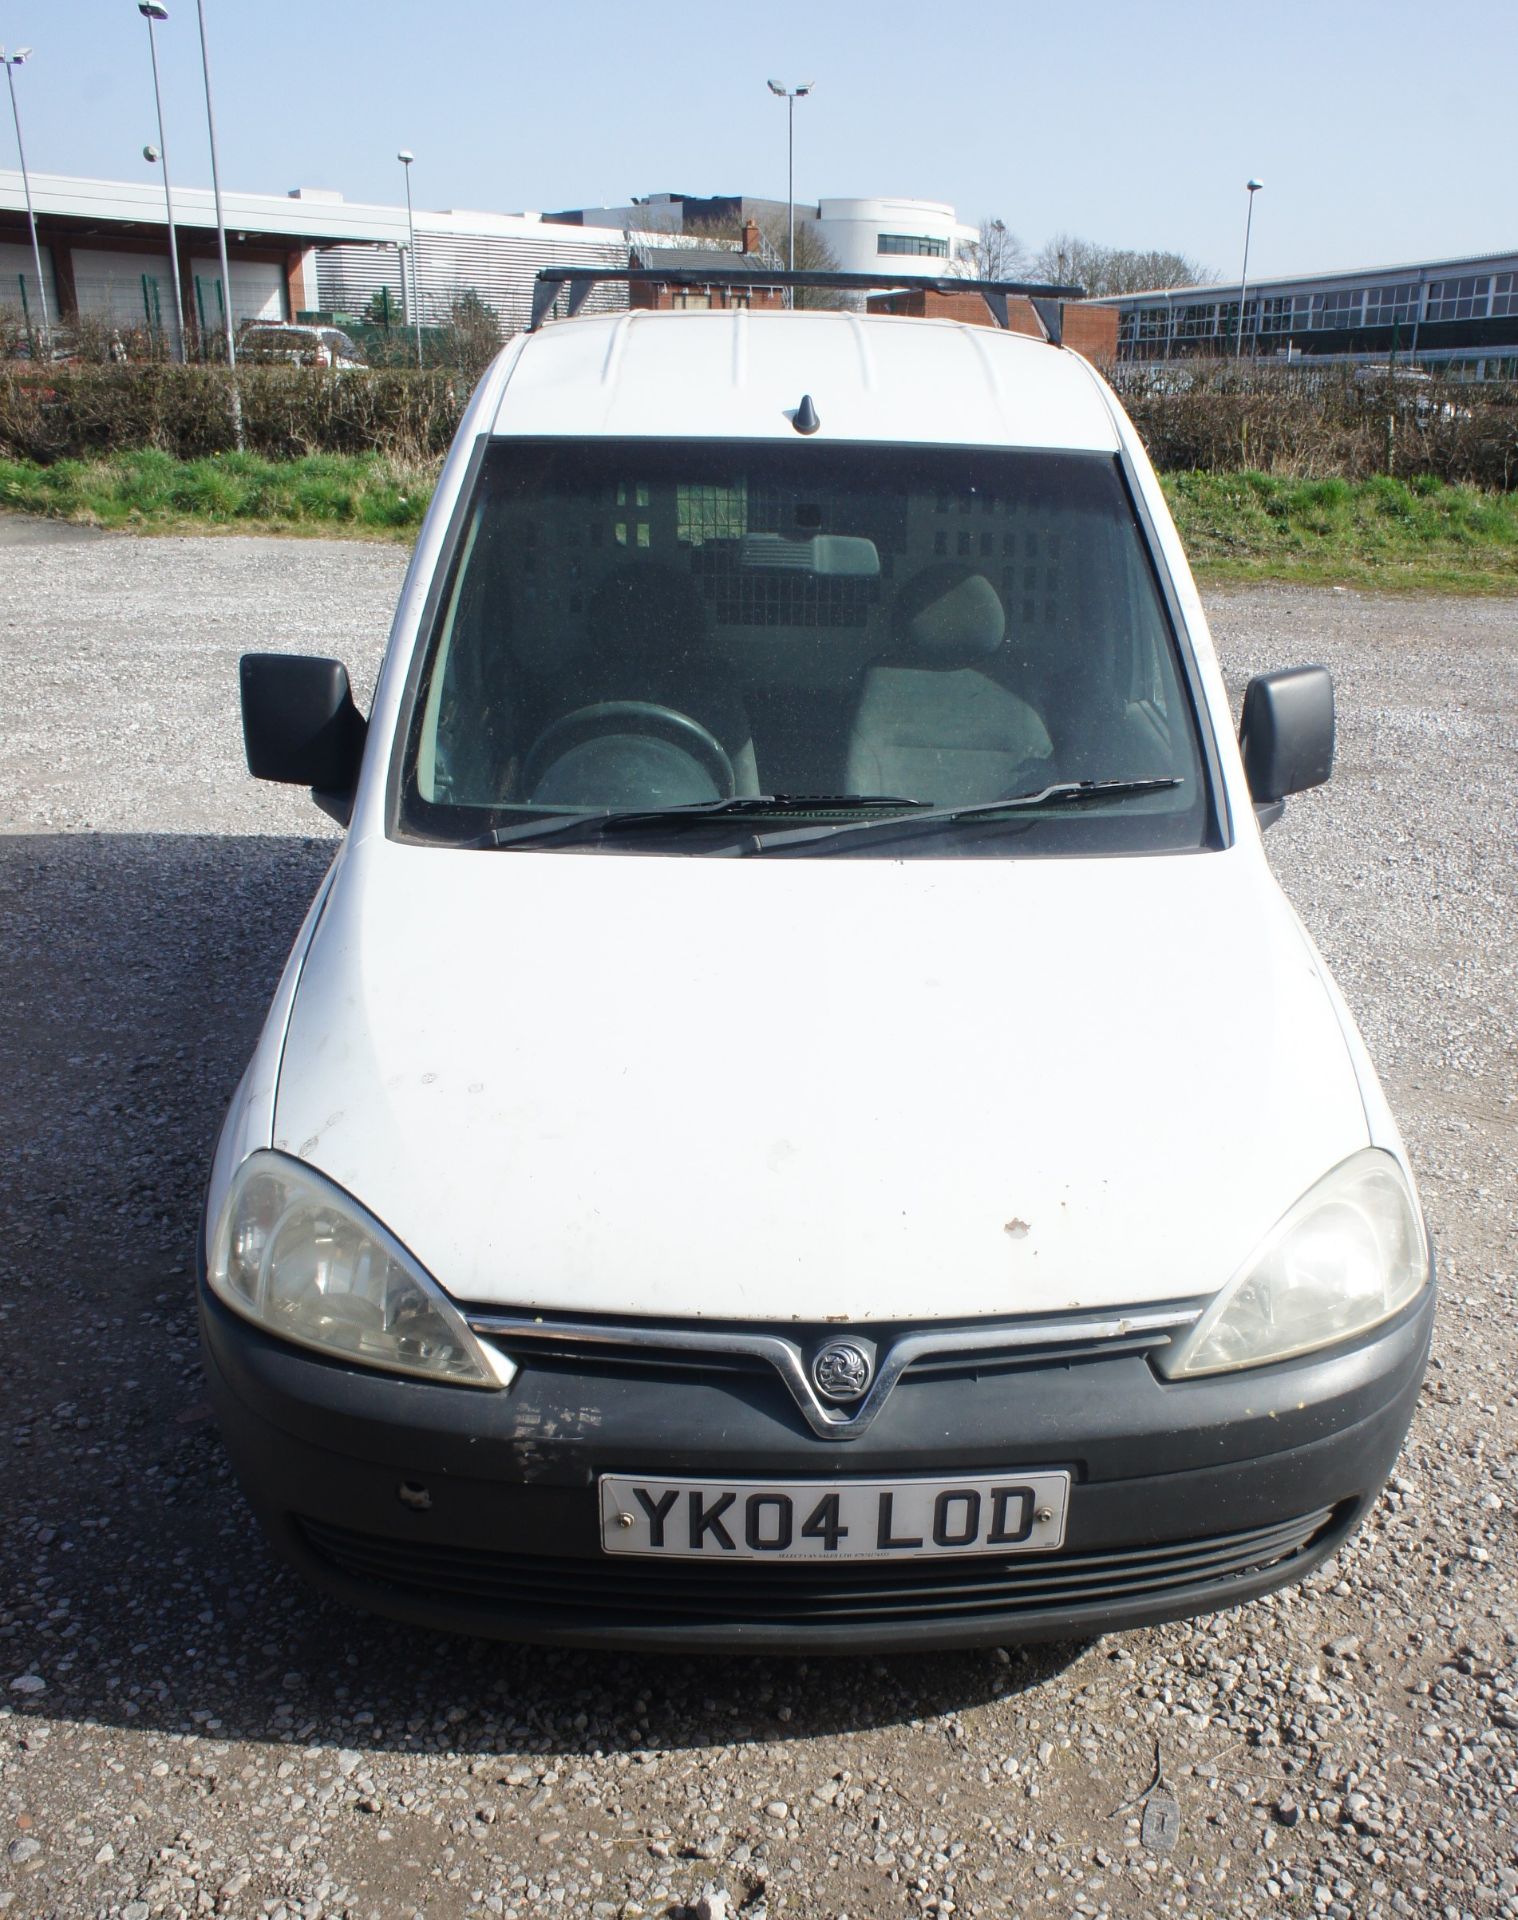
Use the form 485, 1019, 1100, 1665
465, 1302, 1206, 1440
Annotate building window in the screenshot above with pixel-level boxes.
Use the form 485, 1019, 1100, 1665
877, 233, 949, 258
1364, 283, 1420, 327
1490, 273, 1517, 318
1424, 276, 1490, 322
1128, 306, 1172, 345
1259, 295, 1302, 334
1174, 302, 1220, 340
1313, 289, 1365, 330
1116, 310, 1166, 353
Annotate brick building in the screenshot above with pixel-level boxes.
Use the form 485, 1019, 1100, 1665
627, 221, 786, 311
864, 285, 1119, 359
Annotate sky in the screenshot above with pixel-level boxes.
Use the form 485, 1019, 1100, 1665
2, 0, 1513, 282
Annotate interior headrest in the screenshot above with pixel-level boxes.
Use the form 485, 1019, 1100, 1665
893, 565, 1006, 665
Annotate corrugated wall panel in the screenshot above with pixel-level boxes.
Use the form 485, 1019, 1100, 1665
316, 227, 630, 332
188, 258, 286, 330
0, 238, 59, 327
71, 247, 175, 328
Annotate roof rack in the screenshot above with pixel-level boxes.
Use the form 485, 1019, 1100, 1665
528, 267, 1087, 344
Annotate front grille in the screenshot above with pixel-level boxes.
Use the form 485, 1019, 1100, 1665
898, 1330, 1177, 1381
464, 1301, 1207, 1441
298, 1507, 1340, 1631
496, 1338, 771, 1383
491, 1327, 1170, 1384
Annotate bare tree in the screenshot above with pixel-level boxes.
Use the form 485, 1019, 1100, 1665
678, 210, 848, 308
952, 216, 1031, 282
760, 215, 848, 308
624, 198, 685, 238
1034, 232, 1214, 297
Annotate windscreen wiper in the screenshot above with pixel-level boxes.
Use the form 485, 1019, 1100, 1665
745, 778, 1184, 853
465, 794, 933, 851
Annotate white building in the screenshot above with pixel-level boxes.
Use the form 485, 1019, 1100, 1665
814, 197, 977, 275
550, 193, 980, 280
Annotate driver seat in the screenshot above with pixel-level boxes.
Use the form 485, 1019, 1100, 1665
528, 565, 760, 803
844, 565, 1051, 804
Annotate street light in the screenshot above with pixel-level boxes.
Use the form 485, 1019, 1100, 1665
192, 0, 238, 386
397, 149, 423, 367
137, 2, 186, 361
0, 47, 52, 356
766, 78, 813, 302
1235, 177, 1263, 359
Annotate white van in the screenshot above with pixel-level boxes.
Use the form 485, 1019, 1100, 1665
202, 273, 1432, 1651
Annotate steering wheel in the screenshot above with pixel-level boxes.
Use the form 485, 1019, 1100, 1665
520, 701, 736, 803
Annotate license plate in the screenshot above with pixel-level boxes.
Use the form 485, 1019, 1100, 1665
599, 1471, 1071, 1561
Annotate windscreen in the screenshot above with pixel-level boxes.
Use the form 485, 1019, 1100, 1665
399, 439, 1210, 856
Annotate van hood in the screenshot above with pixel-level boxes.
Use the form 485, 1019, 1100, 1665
272, 840, 1369, 1323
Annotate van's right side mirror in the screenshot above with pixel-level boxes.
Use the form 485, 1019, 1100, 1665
1239, 665, 1335, 830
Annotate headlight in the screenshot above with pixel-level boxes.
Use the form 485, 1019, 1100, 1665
207, 1151, 507, 1388
1158, 1149, 1429, 1379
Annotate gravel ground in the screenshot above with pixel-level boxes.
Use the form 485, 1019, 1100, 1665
1, 524, 1515, 1920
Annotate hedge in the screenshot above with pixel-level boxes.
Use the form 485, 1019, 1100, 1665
1112, 363, 1518, 492
3, 358, 1517, 491
0, 364, 467, 463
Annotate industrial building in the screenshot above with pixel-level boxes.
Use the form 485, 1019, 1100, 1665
0, 170, 632, 341
1095, 249, 1518, 380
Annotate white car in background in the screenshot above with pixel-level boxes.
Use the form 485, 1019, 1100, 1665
237, 321, 366, 370
200, 272, 1432, 1651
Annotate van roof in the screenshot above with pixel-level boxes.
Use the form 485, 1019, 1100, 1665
489, 308, 1120, 452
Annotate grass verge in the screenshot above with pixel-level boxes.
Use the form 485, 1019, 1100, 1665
1164, 470, 1518, 593
0, 448, 435, 538
3, 451, 1518, 591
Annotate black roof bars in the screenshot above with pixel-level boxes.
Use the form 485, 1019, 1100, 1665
528, 267, 1087, 344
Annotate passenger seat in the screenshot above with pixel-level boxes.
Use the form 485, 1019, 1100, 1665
844, 565, 1051, 804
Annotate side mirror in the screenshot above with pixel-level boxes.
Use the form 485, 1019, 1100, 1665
240, 653, 367, 824
1239, 665, 1334, 829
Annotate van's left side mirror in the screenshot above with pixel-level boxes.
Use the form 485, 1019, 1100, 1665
1239, 665, 1335, 830
240, 652, 367, 825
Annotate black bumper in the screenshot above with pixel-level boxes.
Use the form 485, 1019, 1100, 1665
199, 1280, 1433, 1653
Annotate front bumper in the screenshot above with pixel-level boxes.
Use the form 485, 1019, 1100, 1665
199, 1279, 1433, 1653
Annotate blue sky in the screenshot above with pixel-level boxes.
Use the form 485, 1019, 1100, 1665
4, 0, 1512, 280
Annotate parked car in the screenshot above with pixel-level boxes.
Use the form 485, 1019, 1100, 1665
1353, 363, 1471, 422
4, 324, 81, 365
236, 321, 366, 369
202, 281, 1433, 1651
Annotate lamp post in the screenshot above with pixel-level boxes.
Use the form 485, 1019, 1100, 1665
1, 48, 52, 356
765, 78, 813, 305
397, 150, 423, 366
1235, 177, 1263, 358
191, 0, 237, 376
137, 2, 186, 361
